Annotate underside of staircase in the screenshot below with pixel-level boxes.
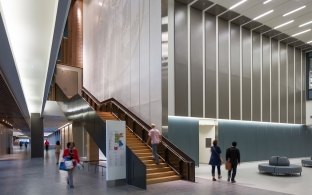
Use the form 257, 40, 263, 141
97, 112, 181, 185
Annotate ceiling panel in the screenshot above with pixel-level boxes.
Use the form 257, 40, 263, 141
219, 10, 240, 21
208, 0, 312, 48
281, 37, 298, 44
290, 41, 305, 47
206, 4, 227, 15
273, 33, 289, 41
0, 74, 29, 132
263, 29, 281, 37
191, 0, 214, 11
176, 0, 195, 5
231, 15, 250, 25
243, 21, 262, 30
254, 25, 271, 34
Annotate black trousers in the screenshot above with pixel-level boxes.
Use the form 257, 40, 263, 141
211, 165, 221, 176
228, 163, 237, 181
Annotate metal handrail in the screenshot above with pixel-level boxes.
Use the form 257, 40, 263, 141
81, 88, 195, 181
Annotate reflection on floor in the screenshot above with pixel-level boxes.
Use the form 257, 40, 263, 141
196, 158, 312, 195
0, 146, 290, 195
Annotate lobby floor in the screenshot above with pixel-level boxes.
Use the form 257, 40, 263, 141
0, 146, 303, 195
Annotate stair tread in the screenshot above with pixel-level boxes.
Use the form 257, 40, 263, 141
147, 171, 176, 176
147, 175, 181, 185
147, 175, 180, 180
94, 112, 181, 185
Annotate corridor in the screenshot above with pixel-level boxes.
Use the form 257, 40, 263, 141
0, 146, 288, 195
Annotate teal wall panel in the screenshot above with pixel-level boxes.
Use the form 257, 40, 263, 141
218, 120, 312, 162
168, 116, 199, 166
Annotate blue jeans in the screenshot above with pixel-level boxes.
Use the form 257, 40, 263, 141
67, 168, 74, 187
152, 144, 159, 164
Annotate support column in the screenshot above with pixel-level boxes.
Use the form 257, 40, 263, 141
72, 121, 83, 157
87, 133, 99, 161
31, 113, 43, 158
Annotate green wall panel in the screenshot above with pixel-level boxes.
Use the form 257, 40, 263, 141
168, 116, 199, 166
218, 120, 312, 162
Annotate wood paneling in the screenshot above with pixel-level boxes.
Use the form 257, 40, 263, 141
59, 0, 83, 68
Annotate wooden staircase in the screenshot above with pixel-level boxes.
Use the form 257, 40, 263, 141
97, 112, 181, 185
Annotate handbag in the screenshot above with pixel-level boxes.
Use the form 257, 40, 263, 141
225, 160, 232, 170
59, 161, 67, 171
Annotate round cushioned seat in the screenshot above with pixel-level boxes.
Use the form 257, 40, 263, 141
258, 156, 302, 176
258, 163, 275, 173
274, 165, 302, 175
301, 159, 312, 167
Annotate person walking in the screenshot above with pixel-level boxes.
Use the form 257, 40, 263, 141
225, 141, 240, 183
209, 140, 222, 181
63, 142, 80, 188
55, 140, 61, 165
44, 139, 49, 151
147, 123, 161, 165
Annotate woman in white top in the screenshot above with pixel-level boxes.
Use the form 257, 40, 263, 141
55, 140, 61, 165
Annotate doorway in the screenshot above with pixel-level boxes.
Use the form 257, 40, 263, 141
198, 119, 216, 164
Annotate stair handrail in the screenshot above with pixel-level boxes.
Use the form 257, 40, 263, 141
82, 88, 195, 182
81, 87, 193, 163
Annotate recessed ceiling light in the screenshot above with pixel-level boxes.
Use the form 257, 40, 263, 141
229, 0, 248, 10
263, 0, 272, 4
274, 20, 294, 29
307, 40, 312, 44
283, 6, 306, 17
291, 29, 311, 37
98, 1, 103, 6
299, 20, 312, 28
253, 10, 274, 20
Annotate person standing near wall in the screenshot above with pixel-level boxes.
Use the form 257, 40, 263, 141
147, 124, 161, 165
63, 142, 80, 188
209, 140, 222, 181
226, 141, 240, 183
55, 140, 61, 165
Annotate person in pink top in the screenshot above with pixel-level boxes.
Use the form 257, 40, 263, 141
147, 123, 161, 164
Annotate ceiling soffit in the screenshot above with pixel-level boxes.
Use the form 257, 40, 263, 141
185, 0, 312, 50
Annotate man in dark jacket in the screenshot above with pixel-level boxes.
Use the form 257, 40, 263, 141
226, 141, 240, 183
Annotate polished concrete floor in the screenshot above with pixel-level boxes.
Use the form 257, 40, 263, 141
196, 158, 312, 195
0, 146, 297, 195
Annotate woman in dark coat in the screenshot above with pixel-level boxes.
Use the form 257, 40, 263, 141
209, 140, 222, 181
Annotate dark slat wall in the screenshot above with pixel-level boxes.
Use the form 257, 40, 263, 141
280, 43, 287, 123
295, 49, 302, 124
242, 28, 252, 121
173, 2, 307, 124
190, 8, 203, 117
262, 36, 270, 122
288, 46, 295, 123
252, 32, 261, 121
218, 19, 229, 119
205, 13, 217, 119
271, 40, 279, 122
230, 23, 240, 120
174, 2, 188, 116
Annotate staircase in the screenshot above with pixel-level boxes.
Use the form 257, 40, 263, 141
97, 112, 180, 185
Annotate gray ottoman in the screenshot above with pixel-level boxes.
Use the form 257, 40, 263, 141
258, 163, 275, 174
301, 159, 312, 167
258, 156, 302, 176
